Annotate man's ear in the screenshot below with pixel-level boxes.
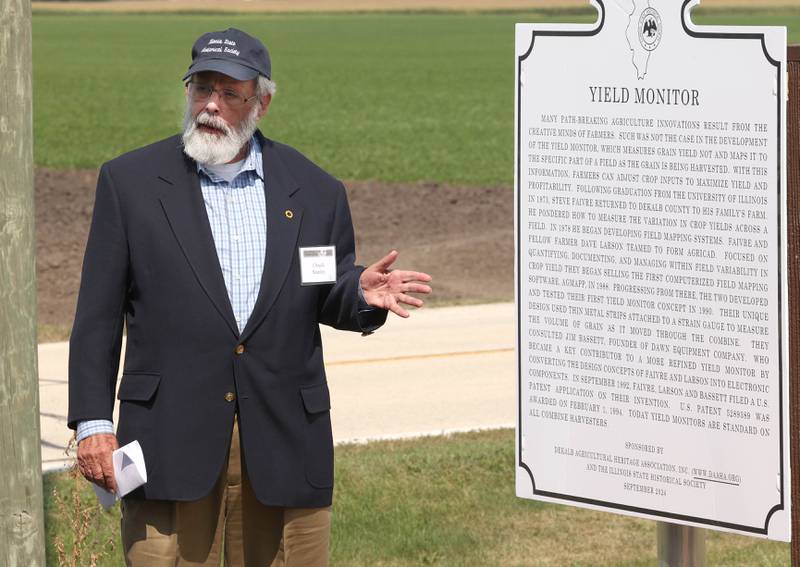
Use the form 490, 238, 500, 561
257, 93, 272, 121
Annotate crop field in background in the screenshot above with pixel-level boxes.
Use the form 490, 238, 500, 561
33, 8, 800, 187
46, 429, 790, 566
30, 0, 800, 14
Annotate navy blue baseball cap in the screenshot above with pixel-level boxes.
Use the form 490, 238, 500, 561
182, 28, 271, 82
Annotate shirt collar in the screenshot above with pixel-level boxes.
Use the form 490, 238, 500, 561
196, 135, 263, 183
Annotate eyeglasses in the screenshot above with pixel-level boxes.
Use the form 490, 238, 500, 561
187, 82, 259, 109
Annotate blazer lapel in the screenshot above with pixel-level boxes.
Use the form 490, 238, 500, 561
240, 135, 304, 343
157, 151, 239, 338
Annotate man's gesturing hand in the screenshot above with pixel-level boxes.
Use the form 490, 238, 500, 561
77, 433, 119, 493
360, 250, 432, 318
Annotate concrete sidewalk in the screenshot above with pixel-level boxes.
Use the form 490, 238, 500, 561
38, 302, 515, 472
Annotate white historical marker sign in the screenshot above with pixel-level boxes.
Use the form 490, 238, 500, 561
515, 0, 789, 540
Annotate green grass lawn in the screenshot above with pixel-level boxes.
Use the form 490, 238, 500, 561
32, 8, 800, 187
46, 429, 789, 566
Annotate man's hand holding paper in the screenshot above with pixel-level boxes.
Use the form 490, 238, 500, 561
82, 439, 148, 510
78, 433, 119, 492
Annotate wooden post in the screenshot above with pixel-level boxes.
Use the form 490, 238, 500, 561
0, 0, 45, 565
789, 44, 800, 566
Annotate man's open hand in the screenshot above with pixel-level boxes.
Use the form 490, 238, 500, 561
360, 250, 432, 318
77, 433, 119, 492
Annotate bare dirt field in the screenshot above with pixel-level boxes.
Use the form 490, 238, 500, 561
32, 0, 800, 13
36, 168, 513, 340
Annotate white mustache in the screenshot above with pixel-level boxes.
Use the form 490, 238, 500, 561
194, 112, 232, 136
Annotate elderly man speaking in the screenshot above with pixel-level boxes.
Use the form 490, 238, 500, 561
68, 28, 432, 566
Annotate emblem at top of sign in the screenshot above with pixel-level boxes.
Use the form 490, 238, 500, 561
639, 8, 662, 51
626, 1, 662, 79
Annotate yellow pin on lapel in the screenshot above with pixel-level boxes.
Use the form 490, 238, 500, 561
285, 210, 294, 219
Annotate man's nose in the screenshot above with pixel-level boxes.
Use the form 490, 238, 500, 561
204, 100, 220, 114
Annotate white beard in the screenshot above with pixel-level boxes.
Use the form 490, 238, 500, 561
181, 103, 260, 165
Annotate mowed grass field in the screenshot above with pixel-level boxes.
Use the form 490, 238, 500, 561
33, 8, 800, 187
46, 430, 790, 567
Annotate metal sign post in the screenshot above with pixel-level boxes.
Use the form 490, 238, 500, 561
657, 522, 705, 567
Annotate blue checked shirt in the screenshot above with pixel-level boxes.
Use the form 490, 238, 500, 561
77, 138, 267, 442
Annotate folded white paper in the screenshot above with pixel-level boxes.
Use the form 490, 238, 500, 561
92, 482, 117, 510
92, 440, 148, 510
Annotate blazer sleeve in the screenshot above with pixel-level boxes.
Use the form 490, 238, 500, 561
318, 181, 388, 333
67, 164, 129, 430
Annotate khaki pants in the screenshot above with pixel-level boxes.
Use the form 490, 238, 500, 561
121, 417, 331, 566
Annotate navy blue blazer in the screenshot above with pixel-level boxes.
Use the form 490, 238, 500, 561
68, 130, 387, 507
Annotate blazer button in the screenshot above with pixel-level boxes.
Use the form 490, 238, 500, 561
224, 392, 236, 402
235, 344, 245, 355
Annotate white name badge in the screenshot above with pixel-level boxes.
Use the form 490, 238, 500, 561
299, 245, 337, 285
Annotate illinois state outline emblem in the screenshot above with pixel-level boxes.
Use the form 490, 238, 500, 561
626, 1, 663, 79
